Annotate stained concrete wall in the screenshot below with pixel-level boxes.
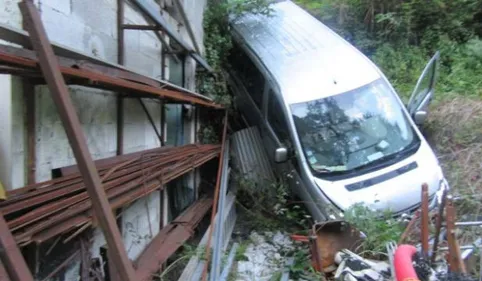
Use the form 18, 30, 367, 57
0, 0, 207, 279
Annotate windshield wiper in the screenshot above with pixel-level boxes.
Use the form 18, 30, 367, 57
345, 140, 421, 175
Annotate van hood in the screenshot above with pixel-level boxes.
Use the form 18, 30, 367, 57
314, 141, 443, 214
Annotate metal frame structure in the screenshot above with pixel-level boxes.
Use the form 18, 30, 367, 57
0, 1, 224, 281
19, 2, 137, 280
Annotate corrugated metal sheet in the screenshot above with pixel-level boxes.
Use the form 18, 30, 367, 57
230, 126, 275, 184
178, 192, 237, 281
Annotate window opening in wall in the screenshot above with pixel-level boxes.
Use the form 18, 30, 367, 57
165, 53, 185, 147
228, 43, 265, 108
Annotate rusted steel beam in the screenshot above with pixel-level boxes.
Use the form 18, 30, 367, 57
3, 145, 212, 210
130, 0, 213, 72
60, 145, 173, 176
135, 197, 213, 281
421, 183, 429, 257
30, 151, 219, 244
0, 23, 202, 97
0, 45, 221, 108
0, 259, 10, 281
446, 196, 466, 274
138, 99, 163, 144
2, 146, 220, 244
18, 2, 136, 281
0, 213, 33, 281
3, 146, 215, 219
202, 111, 229, 281
172, 0, 201, 54
122, 24, 161, 30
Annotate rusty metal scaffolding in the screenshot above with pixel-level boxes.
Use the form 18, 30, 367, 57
1, 144, 220, 245
0, 1, 225, 281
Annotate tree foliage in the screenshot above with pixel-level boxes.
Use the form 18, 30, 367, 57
198, 0, 273, 106
295, 0, 482, 100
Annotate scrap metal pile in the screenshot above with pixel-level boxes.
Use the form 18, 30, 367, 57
294, 184, 480, 281
0, 144, 220, 247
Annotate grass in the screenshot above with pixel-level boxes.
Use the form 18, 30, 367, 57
424, 98, 482, 216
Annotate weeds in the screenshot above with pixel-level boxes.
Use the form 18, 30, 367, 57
344, 203, 404, 256
198, 0, 273, 106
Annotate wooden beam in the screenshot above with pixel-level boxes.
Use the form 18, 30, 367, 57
18, 2, 136, 281
0, 212, 33, 281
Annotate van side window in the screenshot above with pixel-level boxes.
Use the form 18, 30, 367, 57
229, 43, 265, 107
268, 90, 289, 142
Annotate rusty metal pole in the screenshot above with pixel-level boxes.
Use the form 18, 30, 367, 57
0, 212, 33, 281
201, 111, 228, 281
0, 259, 10, 281
18, 2, 136, 281
421, 183, 430, 258
446, 196, 467, 274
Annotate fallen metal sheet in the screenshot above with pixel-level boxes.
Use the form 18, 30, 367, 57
219, 243, 239, 281
0, 23, 211, 99
178, 192, 237, 281
210, 138, 231, 281
231, 126, 275, 184
135, 197, 213, 281
0, 45, 221, 108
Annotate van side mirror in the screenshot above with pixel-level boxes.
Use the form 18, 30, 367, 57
413, 110, 427, 125
274, 147, 288, 163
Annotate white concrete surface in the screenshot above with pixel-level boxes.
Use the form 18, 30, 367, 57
237, 232, 295, 281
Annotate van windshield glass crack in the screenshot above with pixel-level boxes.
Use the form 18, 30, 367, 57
290, 78, 420, 175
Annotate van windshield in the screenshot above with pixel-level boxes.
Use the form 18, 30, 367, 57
290, 78, 420, 175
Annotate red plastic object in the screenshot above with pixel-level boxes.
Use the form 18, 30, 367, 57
394, 245, 419, 281
291, 234, 309, 243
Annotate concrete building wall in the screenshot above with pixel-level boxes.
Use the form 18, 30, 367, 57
0, 0, 207, 279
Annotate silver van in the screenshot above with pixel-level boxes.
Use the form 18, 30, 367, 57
228, 0, 448, 221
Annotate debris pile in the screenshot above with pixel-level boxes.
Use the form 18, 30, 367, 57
288, 184, 481, 281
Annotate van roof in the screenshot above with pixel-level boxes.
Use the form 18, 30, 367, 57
230, 0, 381, 104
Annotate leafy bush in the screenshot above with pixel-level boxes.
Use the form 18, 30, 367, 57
198, 0, 273, 106
344, 204, 403, 256
295, 0, 482, 100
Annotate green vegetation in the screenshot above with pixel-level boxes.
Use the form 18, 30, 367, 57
295, 0, 482, 101
198, 0, 273, 106
345, 204, 403, 256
